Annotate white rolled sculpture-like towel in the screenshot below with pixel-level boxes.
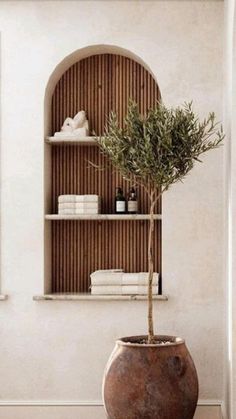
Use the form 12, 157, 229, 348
73, 110, 87, 128
54, 110, 89, 138
61, 117, 76, 132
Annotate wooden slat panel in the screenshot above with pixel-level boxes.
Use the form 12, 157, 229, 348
51, 53, 162, 293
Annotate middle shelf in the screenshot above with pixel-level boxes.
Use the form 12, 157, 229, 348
45, 214, 162, 221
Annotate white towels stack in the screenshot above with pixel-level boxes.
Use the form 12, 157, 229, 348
90, 269, 159, 295
58, 195, 101, 215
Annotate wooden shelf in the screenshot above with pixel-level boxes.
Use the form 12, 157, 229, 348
45, 214, 162, 221
46, 136, 97, 146
33, 293, 168, 301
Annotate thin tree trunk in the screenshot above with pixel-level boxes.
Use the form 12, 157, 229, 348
148, 190, 155, 344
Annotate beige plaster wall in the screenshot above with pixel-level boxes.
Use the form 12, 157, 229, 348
224, 0, 236, 418
0, 1, 224, 417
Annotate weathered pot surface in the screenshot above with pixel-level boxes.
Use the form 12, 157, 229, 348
103, 335, 198, 419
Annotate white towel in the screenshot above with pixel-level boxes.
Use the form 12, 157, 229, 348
58, 195, 100, 203
122, 273, 159, 285
91, 272, 124, 284
59, 208, 99, 215
91, 285, 159, 295
90, 271, 159, 286
54, 128, 89, 138
59, 202, 100, 210
91, 269, 123, 274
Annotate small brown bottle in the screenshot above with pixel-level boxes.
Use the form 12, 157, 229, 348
128, 187, 138, 214
115, 187, 126, 213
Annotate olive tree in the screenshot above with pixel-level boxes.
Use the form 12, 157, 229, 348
96, 101, 223, 344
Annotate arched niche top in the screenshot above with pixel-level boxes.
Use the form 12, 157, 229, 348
44, 44, 161, 135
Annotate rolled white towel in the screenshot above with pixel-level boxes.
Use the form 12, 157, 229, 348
58, 195, 100, 203
91, 285, 159, 295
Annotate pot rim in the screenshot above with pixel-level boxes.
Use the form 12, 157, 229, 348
116, 335, 185, 347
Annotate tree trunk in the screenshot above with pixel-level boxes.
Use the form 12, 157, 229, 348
147, 190, 155, 344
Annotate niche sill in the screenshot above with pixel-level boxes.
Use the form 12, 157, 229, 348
33, 293, 168, 301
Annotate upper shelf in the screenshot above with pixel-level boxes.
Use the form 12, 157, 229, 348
46, 136, 98, 146
45, 214, 162, 221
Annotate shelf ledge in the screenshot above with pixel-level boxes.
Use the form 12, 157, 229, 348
46, 136, 97, 146
45, 214, 162, 221
33, 294, 168, 301
0, 294, 8, 300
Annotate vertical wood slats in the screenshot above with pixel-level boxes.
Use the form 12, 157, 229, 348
51, 54, 162, 293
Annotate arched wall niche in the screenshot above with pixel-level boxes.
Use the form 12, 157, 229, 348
44, 44, 161, 135
44, 45, 162, 294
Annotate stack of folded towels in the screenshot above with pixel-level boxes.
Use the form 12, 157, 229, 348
90, 269, 159, 295
58, 194, 101, 215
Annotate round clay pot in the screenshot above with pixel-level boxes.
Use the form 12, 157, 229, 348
103, 335, 198, 419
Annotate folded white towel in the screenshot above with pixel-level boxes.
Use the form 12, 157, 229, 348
59, 208, 99, 215
91, 272, 124, 284
58, 195, 100, 203
59, 202, 100, 209
122, 273, 159, 285
90, 271, 159, 286
92, 269, 123, 274
91, 285, 159, 295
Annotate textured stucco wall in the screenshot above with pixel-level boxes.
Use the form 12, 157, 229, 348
0, 0, 224, 415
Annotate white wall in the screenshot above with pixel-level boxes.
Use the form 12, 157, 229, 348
224, 0, 236, 418
0, 1, 225, 418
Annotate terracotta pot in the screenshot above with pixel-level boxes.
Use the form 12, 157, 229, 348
103, 335, 198, 419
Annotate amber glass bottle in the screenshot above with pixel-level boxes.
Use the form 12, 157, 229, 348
115, 187, 126, 213
127, 187, 138, 214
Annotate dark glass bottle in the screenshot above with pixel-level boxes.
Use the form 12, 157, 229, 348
115, 187, 126, 213
128, 187, 138, 214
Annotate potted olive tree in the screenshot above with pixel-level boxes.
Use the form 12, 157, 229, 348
96, 101, 223, 419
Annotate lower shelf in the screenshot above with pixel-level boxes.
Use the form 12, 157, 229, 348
33, 294, 168, 301
45, 214, 162, 221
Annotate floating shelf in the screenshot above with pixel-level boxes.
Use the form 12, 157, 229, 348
46, 136, 98, 146
33, 293, 168, 301
45, 214, 162, 221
